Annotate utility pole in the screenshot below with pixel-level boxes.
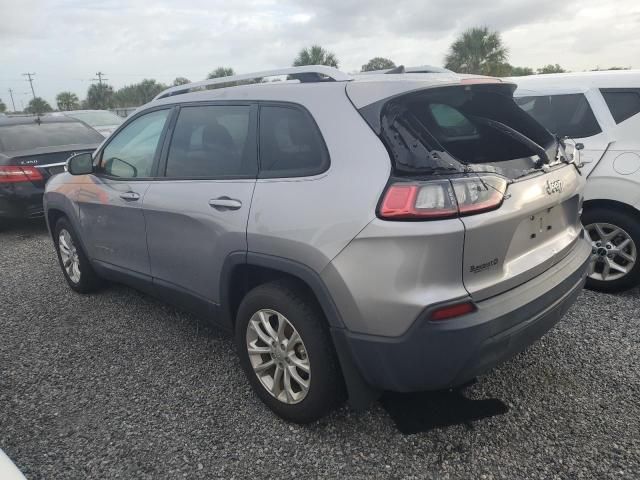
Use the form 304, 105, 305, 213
22, 73, 36, 99
93, 72, 108, 86
8, 89, 16, 112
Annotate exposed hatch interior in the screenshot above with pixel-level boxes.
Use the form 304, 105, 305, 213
370, 83, 562, 179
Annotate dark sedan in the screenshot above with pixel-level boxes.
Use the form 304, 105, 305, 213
0, 116, 102, 222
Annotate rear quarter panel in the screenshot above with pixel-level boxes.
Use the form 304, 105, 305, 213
247, 84, 391, 273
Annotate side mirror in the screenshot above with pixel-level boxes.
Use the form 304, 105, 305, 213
66, 152, 94, 175
575, 143, 585, 151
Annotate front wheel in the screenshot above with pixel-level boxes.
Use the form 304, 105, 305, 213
235, 281, 345, 423
583, 207, 640, 293
54, 217, 102, 293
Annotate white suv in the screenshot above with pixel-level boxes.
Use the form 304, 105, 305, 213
513, 71, 640, 292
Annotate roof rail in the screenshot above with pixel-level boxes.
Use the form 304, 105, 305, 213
154, 65, 352, 101
356, 65, 454, 76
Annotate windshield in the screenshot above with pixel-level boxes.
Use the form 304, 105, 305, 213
374, 84, 558, 179
0, 122, 103, 152
68, 111, 124, 127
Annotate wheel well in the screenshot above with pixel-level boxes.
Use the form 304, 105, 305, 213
46, 208, 66, 237
226, 264, 321, 327
583, 199, 640, 221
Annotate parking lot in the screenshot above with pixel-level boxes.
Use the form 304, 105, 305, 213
1, 220, 638, 479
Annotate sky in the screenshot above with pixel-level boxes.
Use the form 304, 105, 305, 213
1, 0, 639, 109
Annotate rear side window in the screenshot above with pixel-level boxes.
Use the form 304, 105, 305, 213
259, 105, 329, 178
601, 89, 640, 124
515, 94, 602, 138
0, 122, 103, 152
165, 105, 256, 178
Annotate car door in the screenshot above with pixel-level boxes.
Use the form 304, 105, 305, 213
143, 102, 257, 305
77, 107, 173, 276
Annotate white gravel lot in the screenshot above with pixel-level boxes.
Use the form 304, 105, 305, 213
1, 220, 638, 479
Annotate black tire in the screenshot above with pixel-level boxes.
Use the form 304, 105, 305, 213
235, 280, 345, 423
583, 207, 640, 293
53, 217, 102, 293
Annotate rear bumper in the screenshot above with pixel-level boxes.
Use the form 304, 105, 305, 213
334, 236, 591, 392
0, 184, 45, 219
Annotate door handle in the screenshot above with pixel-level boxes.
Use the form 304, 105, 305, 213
119, 191, 141, 201
209, 197, 242, 211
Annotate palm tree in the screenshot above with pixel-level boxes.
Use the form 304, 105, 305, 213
207, 67, 235, 79
444, 27, 508, 76
25, 97, 52, 114
56, 91, 80, 111
293, 45, 339, 68
361, 57, 396, 72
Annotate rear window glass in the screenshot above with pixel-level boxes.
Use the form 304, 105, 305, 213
600, 89, 640, 124
0, 121, 103, 152
259, 105, 329, 178
515, 94, 602, 138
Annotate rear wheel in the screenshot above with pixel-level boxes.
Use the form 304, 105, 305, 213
235, 280, 345, 423
54, 217, 102, 293
583, 207, 640, 293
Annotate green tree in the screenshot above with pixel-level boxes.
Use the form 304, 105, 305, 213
361, 57, 396, 72
444, 27, 508, 76
207, 67, 235, 79
86, 83, 115, 109
509, 65, 535, 77
537, 64, 566, 74
293, 45, 339, 68
0, 98, 6, 113
25, 97, 52, 114
173, 77, 191, 86
112, 79, 167, 108
56, 91, 80, 111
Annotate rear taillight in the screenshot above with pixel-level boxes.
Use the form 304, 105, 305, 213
0, 166, 44, 184
379, 175, 507, 220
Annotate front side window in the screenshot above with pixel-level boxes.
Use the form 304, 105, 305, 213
601, 89, 640, 124
515, 93, 602, 138
100, 109, 170, 178
259, 105, 329, 178
165, 105, 256, 178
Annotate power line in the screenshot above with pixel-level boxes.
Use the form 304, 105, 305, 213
8, 89, 16, 112
22, 73, 36, 99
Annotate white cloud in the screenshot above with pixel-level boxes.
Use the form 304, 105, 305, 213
0, 0, 638, 107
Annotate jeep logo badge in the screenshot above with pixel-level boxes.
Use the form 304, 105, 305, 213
545, 179, 563, 195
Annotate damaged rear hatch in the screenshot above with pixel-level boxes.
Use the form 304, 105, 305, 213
349, 78, 585, 301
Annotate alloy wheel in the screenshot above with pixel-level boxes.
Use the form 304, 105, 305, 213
585, 222, 637, 282
58, 229, 81, 284
246, 309, 311, 404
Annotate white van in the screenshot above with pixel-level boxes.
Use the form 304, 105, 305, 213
513, 71, 640, 292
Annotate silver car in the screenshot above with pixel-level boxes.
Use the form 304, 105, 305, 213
56, 110, 123, 137
44, 66, 591, 423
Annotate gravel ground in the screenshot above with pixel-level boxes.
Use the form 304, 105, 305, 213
1, 220, 639, 479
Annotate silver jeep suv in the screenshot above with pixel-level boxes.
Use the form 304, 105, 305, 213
44, 66, 591, 423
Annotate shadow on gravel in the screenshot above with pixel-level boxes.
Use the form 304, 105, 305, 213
0, 218, 47, 237
380, 385, 509, 434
